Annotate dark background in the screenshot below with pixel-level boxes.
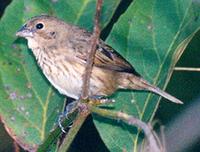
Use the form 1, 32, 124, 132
1, 0, 200, 152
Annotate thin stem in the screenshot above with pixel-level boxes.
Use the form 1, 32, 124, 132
160, 126, 166, 152
89, 105, 162, 152
174, 67, 200, 72
81, 0, 103, 99
13, 141, 20, 152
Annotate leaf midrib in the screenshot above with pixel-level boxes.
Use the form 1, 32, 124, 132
74, 0, 90, 24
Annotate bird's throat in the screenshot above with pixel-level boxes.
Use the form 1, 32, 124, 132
27, 37, 40, 50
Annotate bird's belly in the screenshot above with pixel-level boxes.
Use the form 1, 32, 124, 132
41, 62, 83, 99
47, 74, 81, 99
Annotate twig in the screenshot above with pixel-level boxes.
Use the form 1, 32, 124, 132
13, 141, 20, 152
89, 105, 162, 152
81, 0, 103, 99
174, 67, 200, 72
160, 126, 166, 152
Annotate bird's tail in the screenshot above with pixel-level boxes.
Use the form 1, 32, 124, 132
118, 74, 183, 104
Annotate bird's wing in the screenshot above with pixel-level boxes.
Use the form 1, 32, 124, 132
68, 27, 140, 76
74, 39, 140, 76
94, 42, 140, 76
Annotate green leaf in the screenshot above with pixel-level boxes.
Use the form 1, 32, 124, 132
93, 0, 200, 151
0, 0, 120, 151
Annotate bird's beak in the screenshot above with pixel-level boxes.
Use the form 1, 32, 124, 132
16, 25, 33, 38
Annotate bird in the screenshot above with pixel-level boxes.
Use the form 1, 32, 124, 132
16, 15, 182, 104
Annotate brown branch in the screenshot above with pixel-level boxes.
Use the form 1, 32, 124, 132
115, 115, 162, 152
13, 141, 20, 152
81, 0, 103, 99
89, 105, 162, 152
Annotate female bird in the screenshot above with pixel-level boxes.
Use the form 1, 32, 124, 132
16, 15, 182, 104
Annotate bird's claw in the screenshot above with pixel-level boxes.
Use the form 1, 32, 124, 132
58, 101, 78, 133
58, 113, 67, 133
88, 96, 115, 105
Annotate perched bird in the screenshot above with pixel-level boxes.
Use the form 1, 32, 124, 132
16, 15, 182, 104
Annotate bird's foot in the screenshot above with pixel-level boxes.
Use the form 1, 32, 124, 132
58, 101, 78, 133
88, 95, 115, 106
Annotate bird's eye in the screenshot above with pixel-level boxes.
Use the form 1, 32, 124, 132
36, 23, 44, 29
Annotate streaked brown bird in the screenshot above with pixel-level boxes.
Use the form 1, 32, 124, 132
16, 15, 182, 104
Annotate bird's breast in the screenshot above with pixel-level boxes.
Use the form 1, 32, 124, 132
35, 50, 83, 99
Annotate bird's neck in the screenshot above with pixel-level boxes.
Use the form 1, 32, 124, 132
26, 37, 46, 65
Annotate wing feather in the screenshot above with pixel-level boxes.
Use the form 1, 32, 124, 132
94, 41, 140, 76
68, 26, 140, 76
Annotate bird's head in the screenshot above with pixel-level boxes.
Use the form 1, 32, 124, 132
16, 15, 69, 49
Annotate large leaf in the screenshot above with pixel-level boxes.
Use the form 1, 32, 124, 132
0, 0, 120, 151
93, 0, 200, 151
